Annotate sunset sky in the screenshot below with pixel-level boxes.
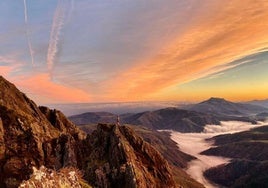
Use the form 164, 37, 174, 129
1, 0, 268, 104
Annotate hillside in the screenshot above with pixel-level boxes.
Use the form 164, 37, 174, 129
70, 108, 221, 133
201, 126, 268, 187
246, 99, 268, 108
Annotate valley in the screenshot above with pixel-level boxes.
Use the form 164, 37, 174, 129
170, 121, 267, 188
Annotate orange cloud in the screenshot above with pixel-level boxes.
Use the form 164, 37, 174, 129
13, 73, 91, 104
0, 66, 14, 77
101, 0, 268, 101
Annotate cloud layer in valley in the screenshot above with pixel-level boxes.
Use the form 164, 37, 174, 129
171, 121, 267, 188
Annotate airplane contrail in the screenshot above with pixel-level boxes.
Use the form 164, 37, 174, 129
23, 0, 28, 22
47, 0, 66, 75
23, 0, 35, 66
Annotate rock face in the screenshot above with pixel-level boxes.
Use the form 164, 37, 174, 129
0, 75, 178, 188
78, 124, 204, 188
79, 124, 176, 188
0, 76, 86, 187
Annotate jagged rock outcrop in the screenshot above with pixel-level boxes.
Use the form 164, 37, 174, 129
0, 76, 86, 187
79, 124, 176, 188
0, 75, 179, 188
78, 124, 204, 188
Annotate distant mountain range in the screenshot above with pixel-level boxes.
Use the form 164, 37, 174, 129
69, 108, 221, 132
48, 101, 183, 116
185, 97, 268, 116
246, 99, 268, 108
69, 97, 268, 132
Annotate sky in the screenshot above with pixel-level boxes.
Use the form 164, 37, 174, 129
1, 0, 268, 104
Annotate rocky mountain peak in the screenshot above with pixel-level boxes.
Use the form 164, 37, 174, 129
0, 76, 86, 187
0, 75, 178, 188
79, 123, 176, 188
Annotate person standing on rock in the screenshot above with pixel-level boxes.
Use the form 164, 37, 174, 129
116, 115, 120, 126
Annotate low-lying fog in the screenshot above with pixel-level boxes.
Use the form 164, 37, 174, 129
170, 121, 266, 188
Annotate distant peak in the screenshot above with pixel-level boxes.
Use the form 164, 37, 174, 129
208, 97, 225, 101
203, 97, 229, 104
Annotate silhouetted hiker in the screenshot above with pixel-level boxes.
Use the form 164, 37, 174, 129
116, 115, 120, 126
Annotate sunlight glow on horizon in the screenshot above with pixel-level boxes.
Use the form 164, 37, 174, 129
1, 0, 268, 104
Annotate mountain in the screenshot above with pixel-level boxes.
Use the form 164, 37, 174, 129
49, 101, 182, 116
70, 108, 221, 133
201, 126, 268, 187
79, 123, 177, 188
78, 124, 204, 188
70, 98, 268, 133
256, 112, 268, 121
122, 108, 221, 132
187, 97, 268, 116
0, 75, 197, 188
0, 75, 87, 187
246, 99, 268, 108
69, 111, 117, 125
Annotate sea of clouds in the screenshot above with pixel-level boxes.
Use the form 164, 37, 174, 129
170, 121, 267, 188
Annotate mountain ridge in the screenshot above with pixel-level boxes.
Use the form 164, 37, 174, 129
70, 107, 221, 133
69, 97, 268, 133
188, 97, 268, 116
0, 75, 201, 188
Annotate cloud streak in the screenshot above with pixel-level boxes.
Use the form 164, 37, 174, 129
47, 0, 66, 75
100, 0, 268, 102
2, 1, 268, 103
23, 0, 35, 66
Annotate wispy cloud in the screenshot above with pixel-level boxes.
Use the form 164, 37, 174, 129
100, 0, 268, 101
23, 0, 34, 66
2, 0, 268, 103
47, 0, 67, 75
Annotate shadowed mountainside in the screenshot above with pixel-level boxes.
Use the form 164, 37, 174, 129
246, 99, 268, 109
79, 124, 177, 188
0, 76, 86, 187
201, 126, 268, 187
70, 108, 221, 133
78, 124, 204, 188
